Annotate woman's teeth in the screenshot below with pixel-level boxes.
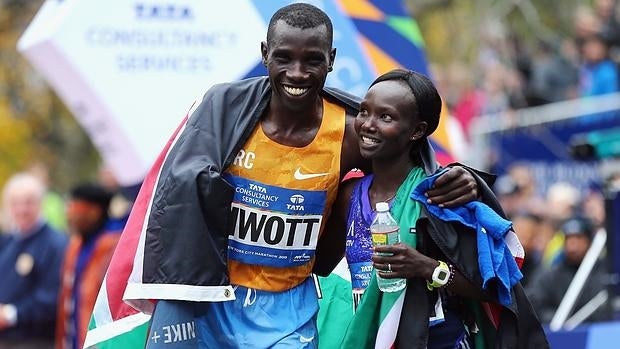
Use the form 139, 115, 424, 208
362, 136, 379, 144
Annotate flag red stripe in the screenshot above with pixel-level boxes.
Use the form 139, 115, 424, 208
105, 114, 190, 321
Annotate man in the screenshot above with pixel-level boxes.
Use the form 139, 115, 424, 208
0, 173, 67, 349
56, 183, 122, 349
93, 3, 483, 348
526, 217, 611, 323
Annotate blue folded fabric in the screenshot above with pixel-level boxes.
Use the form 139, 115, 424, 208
411, 170, 523, 306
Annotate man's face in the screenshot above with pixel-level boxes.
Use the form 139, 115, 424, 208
261, 20, 335, 111
5, 188, 41, 233
66, 199, 104, 237
564, 234, 591, 266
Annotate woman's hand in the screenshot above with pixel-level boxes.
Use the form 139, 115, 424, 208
425, 166, 478, 207
374, 244, 491, 300
372, 243, 437, 280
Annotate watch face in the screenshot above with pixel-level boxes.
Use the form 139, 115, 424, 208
431, 261, 451, 287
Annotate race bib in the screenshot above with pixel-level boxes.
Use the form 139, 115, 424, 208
226, 175, 326, 267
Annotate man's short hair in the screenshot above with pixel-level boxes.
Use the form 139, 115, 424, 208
267, 3, 333, 46
70, 183, 113, 214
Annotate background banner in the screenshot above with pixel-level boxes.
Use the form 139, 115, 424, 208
18, 0, 456, 186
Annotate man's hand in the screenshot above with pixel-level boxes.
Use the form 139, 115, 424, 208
425, 166, 478, 207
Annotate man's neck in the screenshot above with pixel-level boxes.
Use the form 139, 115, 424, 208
15, 220, 44, 239
267, 94, 323, 127
262, 96, 323, 147
79, 220, 107, 242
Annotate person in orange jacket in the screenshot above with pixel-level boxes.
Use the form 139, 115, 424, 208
56, 183, 123, 349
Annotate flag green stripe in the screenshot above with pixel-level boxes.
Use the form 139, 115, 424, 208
91, 322, 150, 349
85, 312, 150, 348
317, 273, 354, 348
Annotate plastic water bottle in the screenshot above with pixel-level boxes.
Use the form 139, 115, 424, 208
370, 202, 406, 292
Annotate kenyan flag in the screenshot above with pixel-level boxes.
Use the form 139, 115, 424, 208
316, 259, 354, 348
83, 107, 194, 349
317, 258, 405, 349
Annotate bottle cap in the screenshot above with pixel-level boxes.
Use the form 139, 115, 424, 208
375, 202, 389, 212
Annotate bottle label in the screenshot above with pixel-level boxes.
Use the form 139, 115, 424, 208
371, 227, 399, 245
371, 233, 388, 245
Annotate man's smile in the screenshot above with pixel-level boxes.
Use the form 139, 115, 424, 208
283, 85, 309, 96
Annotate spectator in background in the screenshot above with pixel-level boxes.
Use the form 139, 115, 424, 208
0, 173, 67, 349
579, 33, 620, 96
526, 217, 610, 323
574, 6, 603, 49
594, 0, 620, 50
526, 40, 580, 105
581, 184, 606, 229
543, 182, 581, 265
56, 183, 120, 349
494, 164, 545, 219
546, 182, 581, 225
449, 62, 484, 140
97, 166, 133, 225
27, 162, 67, 232
480, 65, 511, 115
511, 213, 545, 288
493, 174, 522, 218
507, 163, 546, 215
559, 38, 583, 99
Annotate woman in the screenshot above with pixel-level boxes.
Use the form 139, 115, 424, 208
329, 69, 547, 348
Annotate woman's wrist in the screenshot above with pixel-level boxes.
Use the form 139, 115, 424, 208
421, 257, 440, 280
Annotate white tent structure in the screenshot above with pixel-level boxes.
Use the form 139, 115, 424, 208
18, 0, 266, 186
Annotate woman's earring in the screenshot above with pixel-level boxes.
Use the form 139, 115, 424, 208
411, 131, 423, 141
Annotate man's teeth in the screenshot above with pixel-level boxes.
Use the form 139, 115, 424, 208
283, 86, 308, 96
362, 136, 379, 144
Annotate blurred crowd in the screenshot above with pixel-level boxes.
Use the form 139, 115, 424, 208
494, 162, 611, 324
430, 1, 620, 325
434, 0, 620, 141
0, 164, 132, 349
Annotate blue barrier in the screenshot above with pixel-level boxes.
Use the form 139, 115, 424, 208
546, 321, 620, 349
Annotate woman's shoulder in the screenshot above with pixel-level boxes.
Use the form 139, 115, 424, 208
339, 173, 369, 199
335, 174, 368, 218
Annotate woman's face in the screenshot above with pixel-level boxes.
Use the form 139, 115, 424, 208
354, 80, 426, 161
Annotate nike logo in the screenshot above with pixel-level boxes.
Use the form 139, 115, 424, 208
294, 167, 329, 180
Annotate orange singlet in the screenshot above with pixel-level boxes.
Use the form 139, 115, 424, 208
225, 99, 345, 291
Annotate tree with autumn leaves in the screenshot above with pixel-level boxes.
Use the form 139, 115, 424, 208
0, 0, 99, 193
